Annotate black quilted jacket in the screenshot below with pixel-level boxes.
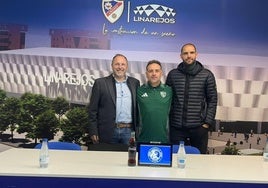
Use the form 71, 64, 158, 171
166, 61, 218, 128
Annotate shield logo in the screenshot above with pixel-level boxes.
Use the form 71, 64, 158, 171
160, 91, 167, 98
102, 0, 124, 23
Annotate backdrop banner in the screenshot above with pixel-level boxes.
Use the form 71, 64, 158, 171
0, 0, 267, 122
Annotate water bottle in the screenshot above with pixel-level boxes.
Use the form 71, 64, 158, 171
128, 137, 136, 166
263, 138, 268, 162
39, 138, 49, 168
177, 141, 186, 169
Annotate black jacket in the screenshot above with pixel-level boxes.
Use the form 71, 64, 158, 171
166, 61, 217, 128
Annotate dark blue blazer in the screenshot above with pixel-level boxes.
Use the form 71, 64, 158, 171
88, 74, 140, 143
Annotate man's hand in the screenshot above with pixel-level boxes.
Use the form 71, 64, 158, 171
202, 124, 209, 129
91, 135, 99, 144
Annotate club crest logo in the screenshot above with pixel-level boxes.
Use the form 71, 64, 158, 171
102, 0, 124, 23
160, 91, 167, 98
148, 147, 163, 163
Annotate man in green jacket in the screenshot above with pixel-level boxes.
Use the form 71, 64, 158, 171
137, 60, 172, 143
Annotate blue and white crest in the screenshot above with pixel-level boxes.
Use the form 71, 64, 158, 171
102, 0, 124, 23
148, 147, 163, 163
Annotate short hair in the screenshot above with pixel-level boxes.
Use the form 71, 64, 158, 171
180, 43, 197, 53
112, 54, 128, 64
146, 60, 162, 71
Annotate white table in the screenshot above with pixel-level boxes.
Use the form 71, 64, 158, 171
0, 148, 267, 187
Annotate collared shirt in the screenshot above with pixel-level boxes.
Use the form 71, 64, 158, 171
137, 82, 172, 143
115, 77, 132, 123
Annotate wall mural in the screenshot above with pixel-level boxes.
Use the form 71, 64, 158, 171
0, 0, 267, 122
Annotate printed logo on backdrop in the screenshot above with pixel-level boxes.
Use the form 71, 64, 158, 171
102, 0, 124, 23
133, 4, 176, 24
44, 72, 95, 88
102, 1, 177, 38
43, 72, 96, 104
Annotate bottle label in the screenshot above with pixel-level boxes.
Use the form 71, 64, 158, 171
179, 159, 185, 164
128, 147, 136, 166
39, 154, 49, 168
40, 155, 49, 163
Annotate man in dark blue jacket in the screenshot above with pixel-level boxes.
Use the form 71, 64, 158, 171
88, 54, 140, 145
166, 43, 217, 154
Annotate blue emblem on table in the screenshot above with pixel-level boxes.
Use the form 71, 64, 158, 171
147, 147, 163, 163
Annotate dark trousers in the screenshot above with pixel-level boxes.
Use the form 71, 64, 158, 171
170, 126, 208, 154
